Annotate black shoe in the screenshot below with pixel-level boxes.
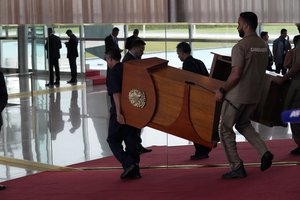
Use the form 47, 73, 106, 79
190, 154, 209, 160
290, 147, 300, 155
67, 79, 77, 84
0, 185, 6, 190
54, 81, 60, 86
222, 164, 247, 179
120, 164, 136, 179
260, 151, 273, 171
45, 83, 54, 87
128, 165, 142, 179
138, 146, 152, 154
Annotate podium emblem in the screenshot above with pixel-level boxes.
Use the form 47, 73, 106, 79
128, 89, 146, 108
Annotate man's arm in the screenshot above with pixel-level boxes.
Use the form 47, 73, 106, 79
273, 59, 300, 85
216, 66, 242, 101
113, 93, 125, 124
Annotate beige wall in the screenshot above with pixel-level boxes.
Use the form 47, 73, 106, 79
0, 0, 299, 24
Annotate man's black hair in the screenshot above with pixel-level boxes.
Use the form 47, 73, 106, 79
240, 12, 258, 30
131, 39, 146, 48
176, 42, 191, 54
260, 31, 268, 38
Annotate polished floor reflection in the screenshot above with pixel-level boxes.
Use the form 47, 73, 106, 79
0, 75, 292, 183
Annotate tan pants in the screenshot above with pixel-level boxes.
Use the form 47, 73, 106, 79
219, 101, 268, 170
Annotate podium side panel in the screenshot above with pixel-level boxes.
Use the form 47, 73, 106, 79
189, 86, 217, 143
121, 64, 157, 128
150, 74, 184, 126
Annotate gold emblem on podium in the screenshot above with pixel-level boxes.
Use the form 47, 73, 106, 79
128, 89, 146, 108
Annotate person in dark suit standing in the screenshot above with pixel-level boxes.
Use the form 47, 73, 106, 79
176, 42, 212, 160
125, 29, 140, 51
45, 28, 62, 87
65, 29, 79, 84
0, 71, 8, 190
105, 27, 123, 53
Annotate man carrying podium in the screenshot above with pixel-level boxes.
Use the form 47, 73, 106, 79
215, 12, 274, 179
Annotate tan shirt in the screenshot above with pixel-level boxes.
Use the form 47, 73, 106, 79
226, 32, 268, 104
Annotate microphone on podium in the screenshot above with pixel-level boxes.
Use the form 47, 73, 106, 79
281, 108, 300, 123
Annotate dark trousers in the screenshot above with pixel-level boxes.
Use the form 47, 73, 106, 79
275, 63, 287, 75
107, 114, 140, 169
193, 143, 212, 155
69, 57, 77, 81
49, 59, 60, 83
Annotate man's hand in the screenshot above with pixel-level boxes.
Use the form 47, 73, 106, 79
215, 89, 224, 102
116, 113, 125, 124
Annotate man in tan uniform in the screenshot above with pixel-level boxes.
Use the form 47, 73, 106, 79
215, 12, 274, 179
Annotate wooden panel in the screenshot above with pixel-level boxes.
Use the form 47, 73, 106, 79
121, 58, 167, 128
252, 74, 290, 126
210, 52, 289, 127
122, 57, 224, 147
210, 52, 232, 81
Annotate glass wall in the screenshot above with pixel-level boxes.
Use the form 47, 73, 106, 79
1, 23, 300, 90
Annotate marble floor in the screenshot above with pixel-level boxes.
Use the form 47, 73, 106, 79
0, 73, 292, 183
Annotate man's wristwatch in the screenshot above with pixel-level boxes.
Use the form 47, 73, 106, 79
219, 87, 226, 95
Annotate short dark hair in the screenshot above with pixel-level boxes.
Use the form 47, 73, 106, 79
293, 35, 300, 45
48, 27, 54, 34
112, 27, 119, 33
176, 42, 191, 54
133, 29, 139, 34
131, 39, 146, 48
240, 12, 258, 30
106, 48, 121, 61
66, 29, 73, 34
281, 28, 287, 34
260, 31, 268, 38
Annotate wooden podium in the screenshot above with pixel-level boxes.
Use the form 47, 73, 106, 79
121, 57, 224, 147
210, 52, 289, 127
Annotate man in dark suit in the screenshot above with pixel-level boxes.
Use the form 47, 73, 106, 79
122, 39, 145, 62
0, 71, 8, 190
176, 42, 212, 160
45, 28, 62, 87
105, 27, 123, 53
125, 29, 140, 51
65, 29, 79, 84
122, 39, 151, 154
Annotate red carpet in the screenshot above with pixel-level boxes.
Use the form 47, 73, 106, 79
2, 139, 300, 200
72, 138, 300, 168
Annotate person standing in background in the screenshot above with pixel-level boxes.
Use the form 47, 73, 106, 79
45, 28, 62, 87
105, 27, 123, 53
0, 71, 8, 190
125, 29, 140, 51
273, 28, 291, 75
65, 29, 79, 84
260, 31, 274, 71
